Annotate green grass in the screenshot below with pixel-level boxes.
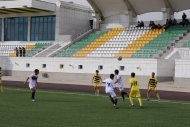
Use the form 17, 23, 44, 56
0, 87, 190, 127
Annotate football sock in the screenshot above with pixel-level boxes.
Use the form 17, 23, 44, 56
121, 92, 125, 100
109, 96, 115, 104
32, 92, 35, 100
97, 89, 99, 95
121, 91, 128, 100
129, 97, 134, 105
156, 92, 160, 100
0, 85, 3, 92
138, 98, 143, 107
147, 92, 150, 99
114, 98, 118, 105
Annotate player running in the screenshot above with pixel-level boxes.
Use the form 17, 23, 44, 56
147, 72, 160, 101
102, 74, 119, 109
0, 67, 3, 92
114, 69, 128, 101
24, 69, 39, 101
92, 70, 102, 96
129, 72, 143, 108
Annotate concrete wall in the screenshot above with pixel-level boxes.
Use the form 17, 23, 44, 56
175, 59, 190, 85
0, 57, 175, 85
0, 57, 158, 74
157, 59, 175, 81
175, 59, 190, 78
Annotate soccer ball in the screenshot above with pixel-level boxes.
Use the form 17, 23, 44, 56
42, 73, 49, 78
117, 56, 122, 61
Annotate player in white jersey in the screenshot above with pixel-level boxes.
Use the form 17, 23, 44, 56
114, 70, 129, 101
102, 74, 119, 109
24, 69, 39, 101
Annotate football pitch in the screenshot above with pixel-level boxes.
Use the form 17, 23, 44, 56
0, 87, 190, 127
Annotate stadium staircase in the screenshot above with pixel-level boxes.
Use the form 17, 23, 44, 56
0, 42, 52, 57
161, 26, 190, 59
34, 43, 61, 57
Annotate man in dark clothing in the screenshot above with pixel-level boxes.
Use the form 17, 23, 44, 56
15, 47, 19, 57
22, 47, 26, 57
19, 47, 22, 57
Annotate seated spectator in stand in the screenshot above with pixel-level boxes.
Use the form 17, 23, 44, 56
169, 18, 173, 25
149, 21, 158, 29
136, 21, 141, 27
136, 21, 145, 28
149, 21, 154, 27
140, 21, 144, 27
164, 19, 170, 29
157, 24, 163, 29
172, 18, 178, 25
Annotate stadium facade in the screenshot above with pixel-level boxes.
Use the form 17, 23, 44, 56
0, 0, 92, 42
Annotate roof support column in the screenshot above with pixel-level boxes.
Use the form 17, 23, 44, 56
55, 4, 60, 42
94, 14, 101, 29
1, 18, 4, 42
161, 8, 172, 24
27, 16, 31, 41
125, 10, 134, 27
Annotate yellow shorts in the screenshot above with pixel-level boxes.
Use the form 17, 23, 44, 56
93, 83, 100, 87
148, 86, 158, 91
130, 86, 141, 98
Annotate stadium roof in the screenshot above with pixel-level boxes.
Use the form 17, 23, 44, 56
87, 0, 190, 18
0, 0, 55, 14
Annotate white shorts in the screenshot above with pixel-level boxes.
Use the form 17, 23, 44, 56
29, 84, 36, 90
106, 90, 116, 98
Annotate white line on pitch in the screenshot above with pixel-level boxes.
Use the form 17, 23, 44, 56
5, 87, 190, 105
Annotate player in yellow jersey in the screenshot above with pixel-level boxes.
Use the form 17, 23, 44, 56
129, 72, 143, 108
147, 72, 160, 101
92, 70, 102, 95
0, 67, 3, 92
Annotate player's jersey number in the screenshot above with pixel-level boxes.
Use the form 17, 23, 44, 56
107, 82, 111, 87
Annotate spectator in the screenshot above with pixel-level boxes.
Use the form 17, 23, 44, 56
157, 24, 163, 29
19, 47, 22, 57
164, 19, 170, 29
136, 21, 144, 27
169, 18, 172, 25
149, 21, 157, 29
140, 21, 144, 27
181, 12, 189, 26
172, 18, 178, 25
15, 47, 19, 57
22, 47, 26, 57
182, 12, 187, 20
136, 21, 141, 27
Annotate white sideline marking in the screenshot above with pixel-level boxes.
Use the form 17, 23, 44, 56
5, 87, 190, 105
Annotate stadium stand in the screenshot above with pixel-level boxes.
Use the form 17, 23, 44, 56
56, 25, 190, 58
0, 42, 52, 57
56, 31, 107, 57
132, 25, 190, 58
183, 40, 190, 47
